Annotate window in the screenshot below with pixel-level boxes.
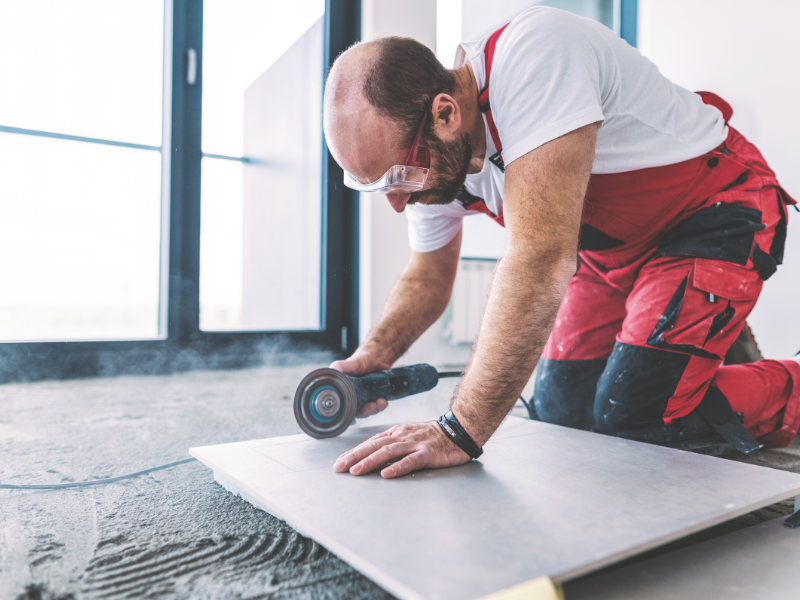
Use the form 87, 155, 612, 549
200, 1, 326, 331
0, 0, 169, 341
0, 0, 361, 382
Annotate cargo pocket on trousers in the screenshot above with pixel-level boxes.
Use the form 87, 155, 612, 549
646, 271, 721, 359
693, 259, 763, 353
692, 259, 763, 302
646, 260, 762, 360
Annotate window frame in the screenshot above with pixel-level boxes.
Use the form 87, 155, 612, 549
0, 0, 362, 383
620, 0, 638, 47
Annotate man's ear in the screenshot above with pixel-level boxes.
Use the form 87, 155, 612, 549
430, 93, 462, 135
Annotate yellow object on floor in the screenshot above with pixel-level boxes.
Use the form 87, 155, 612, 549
477, 576, 563, 600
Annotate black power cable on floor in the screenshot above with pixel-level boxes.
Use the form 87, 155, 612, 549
0, 458, 197, 490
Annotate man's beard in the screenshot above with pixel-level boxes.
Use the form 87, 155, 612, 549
407, 132, 472, 206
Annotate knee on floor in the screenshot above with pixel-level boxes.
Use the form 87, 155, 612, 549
592, 342, 693, 435
592, 393, 632, 435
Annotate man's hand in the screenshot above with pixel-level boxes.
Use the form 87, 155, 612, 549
333, 421, 470, 478
330, 351, 391, 418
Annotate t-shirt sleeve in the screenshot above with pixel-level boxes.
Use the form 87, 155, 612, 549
405, 204, 464, 253
491, 8, 610, 166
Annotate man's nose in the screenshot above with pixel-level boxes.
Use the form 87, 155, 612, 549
385, 193, 411, 213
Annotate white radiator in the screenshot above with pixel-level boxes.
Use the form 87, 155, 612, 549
445, 258, 497, 345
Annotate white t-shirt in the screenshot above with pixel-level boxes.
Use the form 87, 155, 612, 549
406, 6, 728, 253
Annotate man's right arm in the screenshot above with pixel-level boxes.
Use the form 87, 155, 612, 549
330, 227, 462, 416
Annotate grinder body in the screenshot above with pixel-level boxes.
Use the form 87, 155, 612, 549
294, 364, 439, 438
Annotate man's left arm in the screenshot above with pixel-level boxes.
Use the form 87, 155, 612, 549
334, 123, 598, 478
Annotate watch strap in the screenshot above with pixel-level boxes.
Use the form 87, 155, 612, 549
437, 410, 483, 459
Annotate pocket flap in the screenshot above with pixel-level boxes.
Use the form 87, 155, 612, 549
693, 258, 762, 302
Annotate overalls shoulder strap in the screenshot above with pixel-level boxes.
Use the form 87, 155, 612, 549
696, 91, 733, 123
478, 23, 509, 172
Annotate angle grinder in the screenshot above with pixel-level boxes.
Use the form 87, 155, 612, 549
293, 364, 461, 439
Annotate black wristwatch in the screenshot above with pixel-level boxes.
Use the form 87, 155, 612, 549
437, 410, 483, 459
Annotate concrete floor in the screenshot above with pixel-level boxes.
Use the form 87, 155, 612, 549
1, 364, 798, 600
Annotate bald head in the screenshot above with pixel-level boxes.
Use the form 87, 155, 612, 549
324, 37, 459, 184
323, 41, 408, 183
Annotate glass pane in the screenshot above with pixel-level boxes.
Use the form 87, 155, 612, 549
200, 159, 244, 330
0, 133, 163, 341
202, 0, 326, 157
200, 1, 325, 331
0, 0, 165, 146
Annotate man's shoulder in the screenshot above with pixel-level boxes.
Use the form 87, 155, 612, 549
494, 5, 611, 71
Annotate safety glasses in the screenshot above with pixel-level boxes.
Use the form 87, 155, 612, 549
343, 113, 430, 193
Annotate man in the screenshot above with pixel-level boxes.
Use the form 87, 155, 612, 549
322, 7, 799, 479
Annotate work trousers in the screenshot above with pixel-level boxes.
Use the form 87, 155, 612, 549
534, 117, 800, 447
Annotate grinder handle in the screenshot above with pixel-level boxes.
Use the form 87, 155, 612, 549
349, 364, 439, 410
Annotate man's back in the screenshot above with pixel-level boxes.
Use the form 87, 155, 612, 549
489, 7, 727, 173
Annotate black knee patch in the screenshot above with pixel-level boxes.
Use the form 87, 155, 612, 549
534, 358, 607, 431
594, 342, 691, 435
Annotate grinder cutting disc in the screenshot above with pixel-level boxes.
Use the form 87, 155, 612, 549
293, 368, 358, 439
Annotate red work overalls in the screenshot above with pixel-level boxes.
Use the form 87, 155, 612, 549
468, 25, 800, 448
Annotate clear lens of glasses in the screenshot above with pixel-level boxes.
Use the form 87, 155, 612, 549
343, 164, 429, 193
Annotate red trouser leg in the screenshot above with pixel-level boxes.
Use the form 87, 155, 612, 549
715, 360, 800, 446
537, 122, 800, 446
606, 253, 800, 446
543, 261, 627, 362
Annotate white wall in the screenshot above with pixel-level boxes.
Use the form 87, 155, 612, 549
639, 0, 800, 358
359, 0, 472, 367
